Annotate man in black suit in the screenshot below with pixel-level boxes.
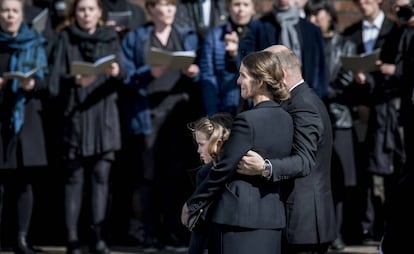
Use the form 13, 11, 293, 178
237, 45, 336, 254
342, 0, 404, 242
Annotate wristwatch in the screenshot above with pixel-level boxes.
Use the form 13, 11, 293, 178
261, 159, 272, 178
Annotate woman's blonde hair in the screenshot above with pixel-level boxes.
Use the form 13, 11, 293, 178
188, 113, 233, 165
241, 50, 290, 101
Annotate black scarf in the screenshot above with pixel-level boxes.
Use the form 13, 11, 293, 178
101, 0, 128, 12
68, 24, 118, 62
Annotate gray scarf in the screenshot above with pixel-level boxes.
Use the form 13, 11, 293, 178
274, 6, 301, 61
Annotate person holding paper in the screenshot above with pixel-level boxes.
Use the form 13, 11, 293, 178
0, 0, 48, 253
379, 1, 414, 252
305, 0, 358, 250
47, 0, 125, 252
342, 0, 405, 243
121, 0, 201, 251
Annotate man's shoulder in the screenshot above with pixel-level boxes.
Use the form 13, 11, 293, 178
299, 18, 320, 32
251, 12, 275, 26
290, 84, 327, 111
342, 21, 362, 37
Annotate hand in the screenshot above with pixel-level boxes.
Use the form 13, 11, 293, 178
355, 105, 370, 124
237, 150, 265, 176
19, 78, 35, 91
75, 74, 97, 87
105, 20, 116, 27
181, 203, 190, 226
379, 63, 396, 76
104, 62, 120, 78
354, 71, 366, 85
224, 31, 239, 57
0, 77, 5, 89
182, 64, 199, 78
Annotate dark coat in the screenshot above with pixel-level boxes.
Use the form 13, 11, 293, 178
272, 82, 336, 244
101, 0, 147, 31
187, 100, 293, 229
0, 46, 48, 169
199, 21, 247, 116
121, 23, 199, 135
324, 33, 357, 187
342, 16, 398, 106
175, 0, 228, 40
343, 16, 405, 175
48, 26, 123, 159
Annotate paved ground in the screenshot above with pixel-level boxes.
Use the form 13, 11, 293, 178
0, 242, 380, 254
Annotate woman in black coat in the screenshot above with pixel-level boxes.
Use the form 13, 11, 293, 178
0, 0, 49, 252
182, 51, 294, 254
48, 0, 124, 252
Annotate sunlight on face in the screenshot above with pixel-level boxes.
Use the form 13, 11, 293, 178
308, 9, 332, 34
237, 63, 256, 100
228, 0, 256, 26
75, 0, 102, 34
0, 0, 23, 37
195, 131, 213, 164
355, 0, 381, 20
148, 0, 176, 27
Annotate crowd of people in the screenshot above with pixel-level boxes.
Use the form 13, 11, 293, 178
0, 0, 413, 253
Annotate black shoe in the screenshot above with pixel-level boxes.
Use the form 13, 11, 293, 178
67, 241, 83, 254
91, 240, 110, 254
163, 234, 188, 253
330, 237, 346, 250
14, 235, 35, 254
362, 229, 375, 245
142, 236, 160, 253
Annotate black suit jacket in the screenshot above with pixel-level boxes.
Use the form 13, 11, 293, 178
272, 82, 336, 244
342, 15, 404, 175
187, 100, 293, 229
342, 15, 397, 106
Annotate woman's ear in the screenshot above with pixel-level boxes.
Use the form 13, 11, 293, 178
216, 139, 223, 151
282, 68, 289, 83
258, 80, 265, 89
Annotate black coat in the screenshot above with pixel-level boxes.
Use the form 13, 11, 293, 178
48, 26, 124, 159
175, 0, 228, 39
0, 53, 49, 169
270, 82, 336, 244
187, 100, 293, 229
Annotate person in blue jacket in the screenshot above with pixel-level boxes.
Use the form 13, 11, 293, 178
121, 0, 202, 250
199, 0, 257, 117
0, 0, 48, 252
